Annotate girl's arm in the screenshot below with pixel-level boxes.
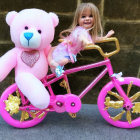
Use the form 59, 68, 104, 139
78, 34, 92, 45
95, 30, 115, 43
104, 30, 115, 38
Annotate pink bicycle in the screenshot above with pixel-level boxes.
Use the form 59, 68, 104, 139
0, 37, 140, 129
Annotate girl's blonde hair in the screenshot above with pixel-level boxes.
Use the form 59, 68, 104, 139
60, 3, 103, 41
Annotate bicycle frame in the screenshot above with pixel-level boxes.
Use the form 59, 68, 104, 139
1, 37, 140, 128
43, 57, 131, 110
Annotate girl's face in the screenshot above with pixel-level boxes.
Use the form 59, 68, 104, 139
78, 8, 94, 30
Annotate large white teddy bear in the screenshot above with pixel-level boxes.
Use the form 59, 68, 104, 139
0, 9, 59, 109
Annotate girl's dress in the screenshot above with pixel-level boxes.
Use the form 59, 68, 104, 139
52, 26, 93, 77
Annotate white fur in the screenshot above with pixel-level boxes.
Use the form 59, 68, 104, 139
15, 72, 50, 109
20, 28, 41, 48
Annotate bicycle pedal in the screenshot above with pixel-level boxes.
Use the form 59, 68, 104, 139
68, 113, 77, 118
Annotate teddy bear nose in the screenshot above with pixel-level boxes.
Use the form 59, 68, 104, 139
24, 32, 33, 41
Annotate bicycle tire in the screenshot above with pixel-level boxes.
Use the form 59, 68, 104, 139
0, 83, 47, 128
98, 77, 140, 128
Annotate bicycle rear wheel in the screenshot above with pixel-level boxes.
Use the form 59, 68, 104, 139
0, 84, 47, 128
98, 77, 140, 128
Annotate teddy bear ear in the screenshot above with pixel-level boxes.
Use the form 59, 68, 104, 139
6, 11, 18, 26
49, 12, 59, 27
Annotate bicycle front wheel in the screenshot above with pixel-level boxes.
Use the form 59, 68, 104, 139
0, 84, 47, 128
98, 77, 140, 128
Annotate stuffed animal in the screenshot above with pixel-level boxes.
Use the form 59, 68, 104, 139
0, 8, 59, 109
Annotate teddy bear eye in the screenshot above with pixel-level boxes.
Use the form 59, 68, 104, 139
25, 26, 29, 30
38, 30, 42, 34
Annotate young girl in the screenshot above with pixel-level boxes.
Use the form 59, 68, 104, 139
48, 2, 114, 77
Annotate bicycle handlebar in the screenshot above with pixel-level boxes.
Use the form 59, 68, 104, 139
84, 37, 120, 58
59, 37, 120, 58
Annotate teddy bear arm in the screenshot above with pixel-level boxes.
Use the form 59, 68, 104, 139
44, 44, 51, 57
0, 48, 17, 82
47, 46, 56, 66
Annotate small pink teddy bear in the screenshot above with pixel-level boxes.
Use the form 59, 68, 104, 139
0, 9, 59, 109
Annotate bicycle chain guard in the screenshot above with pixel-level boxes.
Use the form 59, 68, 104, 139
53, 94, 81, 114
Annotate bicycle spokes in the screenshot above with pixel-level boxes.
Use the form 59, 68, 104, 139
5, 94, 21, 115
127, 81, 133, 97
126, 110, 132, 124
107, 91, 124, 100
4, 91, 47, 122
130, 92, 140, 102
20, 111, 29, 122
110, 110, 125, 121
130, 91, 140, 113
29, 111, 46, 119
104, 81, 140, 124
104, 96, 123, 109
132, 102, 140, 113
